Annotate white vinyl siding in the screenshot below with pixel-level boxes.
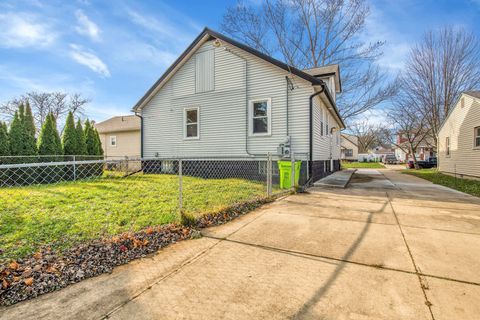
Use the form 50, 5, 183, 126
438, 93, 480, 178
195, 49, 214, 93
141, 40, 341, 160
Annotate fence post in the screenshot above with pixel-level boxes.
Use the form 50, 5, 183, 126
73, 155, 76, 181
178, 159, 183, 212
291, 152, 296, 192
267, 153, 272, 197
125, 156, 129, 175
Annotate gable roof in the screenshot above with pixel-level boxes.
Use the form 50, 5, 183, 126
95, 115, 140, 134
341, 133, 358, 147
303, 64, 342, 93
132, 27, 345, 128
464, 91, 480, 99
438, 91, 480, 134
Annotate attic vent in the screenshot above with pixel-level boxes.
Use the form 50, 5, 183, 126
195, 50, 214, 93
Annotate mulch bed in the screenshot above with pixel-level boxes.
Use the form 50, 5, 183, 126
0, 195, 281, 306
0, 225, 195, 306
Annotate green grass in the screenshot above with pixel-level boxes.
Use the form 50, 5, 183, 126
341, 161, 385, 169
0, 174, 269, 260
402, 169, 480, 197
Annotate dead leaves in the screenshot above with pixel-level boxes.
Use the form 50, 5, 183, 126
23, 277, 33, 286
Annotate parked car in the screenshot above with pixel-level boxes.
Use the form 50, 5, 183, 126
382, 154, 398, 164
406, 157, 437, 169
417, 157, 437, 169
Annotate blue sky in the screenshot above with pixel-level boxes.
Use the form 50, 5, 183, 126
1, 0, 479, 122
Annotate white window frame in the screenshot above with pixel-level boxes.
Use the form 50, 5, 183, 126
446, 136, 450, 157
109, 136, 117, 147
183, 107, 200, 140
249, 98, 272, 136
474, 127, 480, 149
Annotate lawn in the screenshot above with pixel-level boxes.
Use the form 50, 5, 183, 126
0, 174, 269, 260
403, 169, 480, 197
341, 161, 385, 169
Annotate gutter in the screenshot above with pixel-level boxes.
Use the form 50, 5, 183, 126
134, 112, 143, 158
309, 83, 326, 178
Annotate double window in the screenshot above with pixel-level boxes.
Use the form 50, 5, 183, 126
345, 149, 353, 157
184, 107, 199, 139
249, 98, 271, 136
475, 127, 480, 148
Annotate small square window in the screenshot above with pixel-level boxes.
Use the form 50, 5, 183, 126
109, 136, 117, 147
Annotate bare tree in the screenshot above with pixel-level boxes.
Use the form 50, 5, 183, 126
221, 0, 397, 122
0, 92, 89, 131
402, 26, 480, 146
384, 95, 431, 168
349, 120, 386, 153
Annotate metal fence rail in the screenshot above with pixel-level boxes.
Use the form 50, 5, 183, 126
0, 153, 308, 262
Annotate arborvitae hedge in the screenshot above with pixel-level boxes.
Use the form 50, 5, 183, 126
9, 110, 24, 156
23, 102, 37, 155
76, 119, 87, 156
93, 128, 103, 156
0, 121, 9, 156
38, 113, 62, 156
62, 112, 79, 155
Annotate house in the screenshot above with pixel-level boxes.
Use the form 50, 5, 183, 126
95, 115, 141, 158
438, 91, 480, 178
340, 133, 358, 161
132, 28, 345, 183
394, 132, 435, 163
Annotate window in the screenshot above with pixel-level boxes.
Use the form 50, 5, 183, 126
475, 127, 480, 148
184, 107, 199, 139
446, 137, 450, 156
320, 108, 324, 136
345, 149, 353, 157
249, 98, 271, 135
109, 136, 117, 147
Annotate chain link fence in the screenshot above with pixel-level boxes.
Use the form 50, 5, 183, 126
0, 153, 309, 263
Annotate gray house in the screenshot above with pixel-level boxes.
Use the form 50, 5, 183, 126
132, 28, 345, 182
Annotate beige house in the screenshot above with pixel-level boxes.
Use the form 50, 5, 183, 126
95, 115, 141, 158
438, 91, 480, 178
340, 133, 358, 161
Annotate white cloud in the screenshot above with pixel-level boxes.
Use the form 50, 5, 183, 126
0, 12, 57, 48
75, 9, 101, 41
69, 44, 110, 77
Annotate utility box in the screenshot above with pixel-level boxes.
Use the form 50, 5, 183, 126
277, 160, 302, 189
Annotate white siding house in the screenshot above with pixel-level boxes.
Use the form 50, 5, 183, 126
132, 28, 345, 182
438, 91, 480, 178
341, 134, 359, 161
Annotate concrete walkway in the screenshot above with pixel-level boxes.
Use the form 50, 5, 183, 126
2, 169, 480, 319
313, 169, 356, 188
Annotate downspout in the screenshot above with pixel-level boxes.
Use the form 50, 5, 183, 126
134, 112, 143, 158
285, 76, 290, 136
308, 84, 326, 178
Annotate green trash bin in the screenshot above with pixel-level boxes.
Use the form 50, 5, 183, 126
277, 160, 302, 189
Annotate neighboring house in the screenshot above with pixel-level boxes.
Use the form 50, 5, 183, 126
394, 133, 435, 162
340, 133, 358, 161
438, 91, 480, 178
132, 28, 345, 183
95, 115, 141, 158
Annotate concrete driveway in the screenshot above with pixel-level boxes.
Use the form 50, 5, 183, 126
2, 169, 480, 319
